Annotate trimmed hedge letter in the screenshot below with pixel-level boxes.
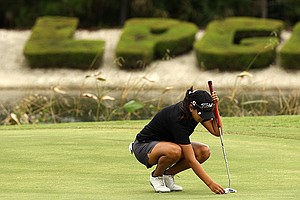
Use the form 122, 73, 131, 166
23, 16, 105, 69
116, 18, 198, 70
194, 17, 284, 71
279, 22, 300, 70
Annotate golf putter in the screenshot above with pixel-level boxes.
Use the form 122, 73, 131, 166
208, 81, 237, 194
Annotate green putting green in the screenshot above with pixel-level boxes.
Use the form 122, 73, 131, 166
0, 116, 299, 199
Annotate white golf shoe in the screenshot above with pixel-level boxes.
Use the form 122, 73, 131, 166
163, 174, 183, 191
150, 174, 171, 193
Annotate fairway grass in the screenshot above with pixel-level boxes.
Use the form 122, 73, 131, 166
0, 116, 299, 199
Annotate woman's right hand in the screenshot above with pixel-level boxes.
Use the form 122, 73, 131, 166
207, 181, 225, 194
211, 91, 219, 103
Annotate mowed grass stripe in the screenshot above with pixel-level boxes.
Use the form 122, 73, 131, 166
0, 127, 137, 198
0, 116, 299, 199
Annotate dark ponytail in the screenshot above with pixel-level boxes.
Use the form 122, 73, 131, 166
179, 86, 194, 120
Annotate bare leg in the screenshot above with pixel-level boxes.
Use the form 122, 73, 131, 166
147, 142, 182, 176
165, 142, 210, 175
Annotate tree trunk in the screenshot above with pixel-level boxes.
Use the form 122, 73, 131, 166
120, 0, 129, 26
261, 0, 268, 18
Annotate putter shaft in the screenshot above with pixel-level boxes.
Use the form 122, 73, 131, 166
219, 127, 231, 188
208, 80, 236, 193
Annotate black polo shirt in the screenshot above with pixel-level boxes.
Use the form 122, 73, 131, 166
136, 101, 198, 144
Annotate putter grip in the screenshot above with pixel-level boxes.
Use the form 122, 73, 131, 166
208, 81, 222, 127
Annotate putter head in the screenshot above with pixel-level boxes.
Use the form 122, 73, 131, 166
224, 188, 237, 194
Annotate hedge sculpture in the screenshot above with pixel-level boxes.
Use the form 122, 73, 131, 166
279, 22, 300, 70
23, 16, 105, 69
115, 18, 198, 70
194, 17, 284, 71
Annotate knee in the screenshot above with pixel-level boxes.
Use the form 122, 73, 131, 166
201, 145, 211, 160
166, 145, 182, 161
195, 144, 210, 163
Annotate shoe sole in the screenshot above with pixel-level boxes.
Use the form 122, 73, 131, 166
150, 183, 171, 193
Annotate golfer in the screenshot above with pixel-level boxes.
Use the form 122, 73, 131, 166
131, 86, 225, 194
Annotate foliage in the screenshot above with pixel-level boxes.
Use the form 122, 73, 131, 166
115, 18, 198, 69
279, 22, 300, 69
1, 69, 299, 125
123, 100, 144, 113
1, 0, 300, 29
23, 16, 105, 69
217, 71, 300, 117
0, 0, 122, 28
194, 17, 283, 71
29, 16, 79, 39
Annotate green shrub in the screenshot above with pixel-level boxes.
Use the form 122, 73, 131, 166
194, 17, 284, 71
29, 16, 78, 40
279, 22, 300, 69
23, 16, 105, 69
115, 18, 198, 70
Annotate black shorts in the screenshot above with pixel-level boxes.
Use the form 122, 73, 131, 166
132, 140, 159, 168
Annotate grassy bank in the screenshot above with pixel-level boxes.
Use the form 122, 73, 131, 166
0, 116, 299, 199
